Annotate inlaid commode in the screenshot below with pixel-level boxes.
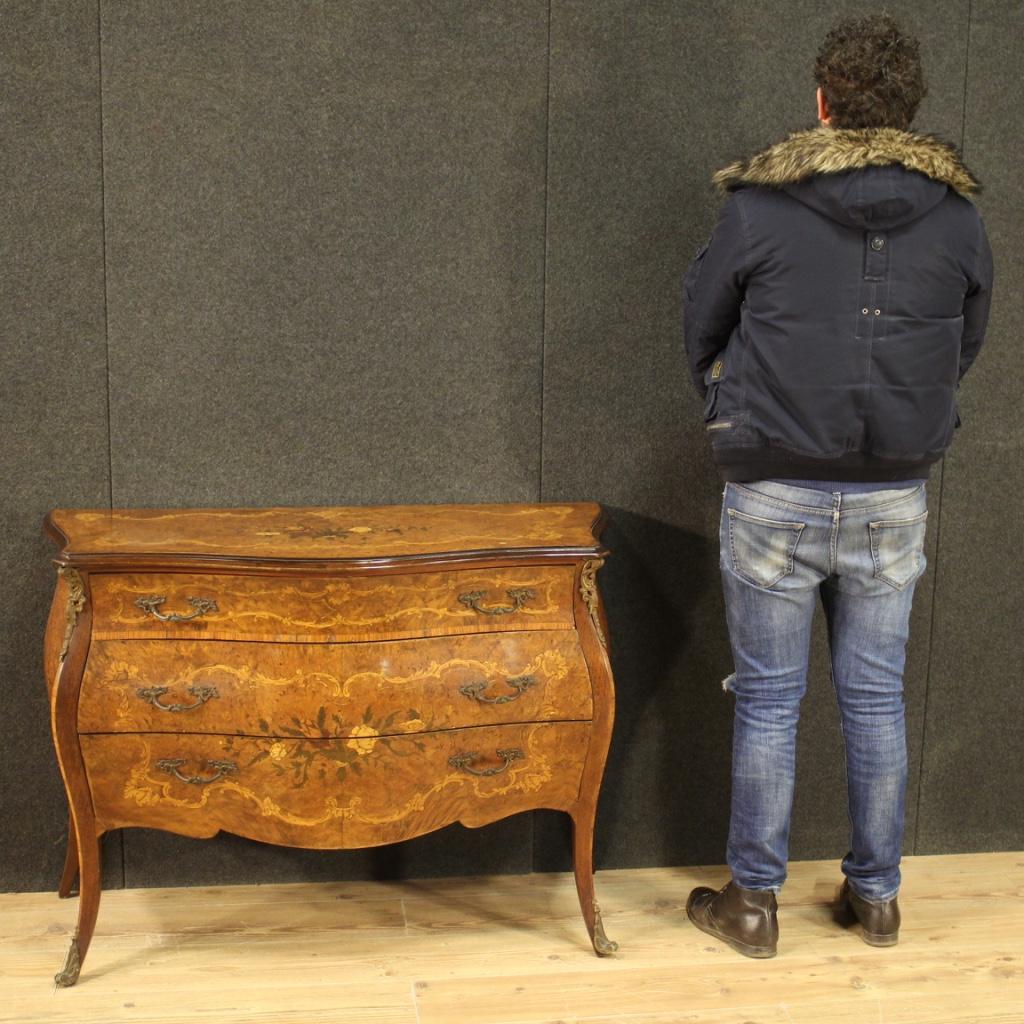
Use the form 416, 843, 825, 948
43, 503, 618, 985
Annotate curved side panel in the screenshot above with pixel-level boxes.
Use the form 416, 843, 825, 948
570, 556, 619, 955
573, 558, 617, 808
49, 571, 102, 985
43, 569, 69, 701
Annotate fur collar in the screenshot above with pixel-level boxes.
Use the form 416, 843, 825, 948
713, 126, 979, 195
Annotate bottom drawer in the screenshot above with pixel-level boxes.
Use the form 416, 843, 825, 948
81, 722, 589, 849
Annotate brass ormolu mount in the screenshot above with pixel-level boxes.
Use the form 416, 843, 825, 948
592, 898, 618, 955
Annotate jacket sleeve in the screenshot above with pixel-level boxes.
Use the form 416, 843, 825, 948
958, 211, 994, 383
683, 192, 750, 399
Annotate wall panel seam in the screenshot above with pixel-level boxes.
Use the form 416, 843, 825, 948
912, 0, 973, 856
538, 0, 552, 507
97, 0, 114, 513
533, 0, 552, 869
96, 0, 123, 884
959, 0, 973, 151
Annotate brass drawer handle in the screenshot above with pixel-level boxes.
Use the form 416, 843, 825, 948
448, 748, 525, 777
155, 758, 237, 786
458, 588, 536, 616
459, 675, 537, 705
137, 684, 219, 713
135, 595, 218, 622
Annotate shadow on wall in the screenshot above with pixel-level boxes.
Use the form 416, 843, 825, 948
535, 502, 736, 873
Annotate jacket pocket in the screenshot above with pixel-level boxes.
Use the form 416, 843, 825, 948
703, 356, 727, 422
869, 509, 928, 589
726, 508, 805, 589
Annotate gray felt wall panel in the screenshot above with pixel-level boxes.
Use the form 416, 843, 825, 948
0, 0, 122, 891
915, 0, 1024, 852
100, 0, 549, 885
535, 0, 972, 873
101, 0, 547, 510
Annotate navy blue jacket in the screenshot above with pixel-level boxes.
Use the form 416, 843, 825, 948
684, 126, 993, 482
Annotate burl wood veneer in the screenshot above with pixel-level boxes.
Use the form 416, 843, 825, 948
43, 503, 618, 986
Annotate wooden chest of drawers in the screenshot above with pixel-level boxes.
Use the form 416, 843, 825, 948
43, 503, 617, 986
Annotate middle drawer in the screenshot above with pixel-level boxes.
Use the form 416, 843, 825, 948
78, 630, 593, 736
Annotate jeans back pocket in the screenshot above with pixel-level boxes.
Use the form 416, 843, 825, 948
868, 509, 928, 589
726, 508, 805, 588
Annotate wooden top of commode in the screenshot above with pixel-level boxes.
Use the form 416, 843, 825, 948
45, 502, 607, 572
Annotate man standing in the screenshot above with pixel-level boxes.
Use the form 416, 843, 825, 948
682, 15, 992, 958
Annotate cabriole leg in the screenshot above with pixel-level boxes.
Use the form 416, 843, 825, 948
55, 832, 101, 987
570, 807, 618, 956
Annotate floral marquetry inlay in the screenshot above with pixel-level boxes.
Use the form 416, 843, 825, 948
85, 723, 589, 842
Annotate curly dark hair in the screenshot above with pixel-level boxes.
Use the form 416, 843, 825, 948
813, 14, 927, 130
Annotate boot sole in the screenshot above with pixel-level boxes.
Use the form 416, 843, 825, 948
686, 906, 777, 959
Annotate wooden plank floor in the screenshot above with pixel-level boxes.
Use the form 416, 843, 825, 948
1, 852, 1021, 1024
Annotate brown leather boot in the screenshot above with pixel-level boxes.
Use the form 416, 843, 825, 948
686, 880, 779, 958
839, 879, 900, 946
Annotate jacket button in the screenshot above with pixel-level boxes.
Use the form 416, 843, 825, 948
874, 309, 882, 316
870, 236, 886, 251
862, 308, 869, 314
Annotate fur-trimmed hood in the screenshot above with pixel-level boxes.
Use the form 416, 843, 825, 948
714, 126, 979, 194
713, 126, 979, 230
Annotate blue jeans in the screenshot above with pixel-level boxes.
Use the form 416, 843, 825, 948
718, 479, 929, 902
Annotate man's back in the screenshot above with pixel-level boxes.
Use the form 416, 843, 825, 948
684, 127, 992, 483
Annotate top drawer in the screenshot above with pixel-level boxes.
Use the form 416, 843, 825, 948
88, 566, 577, 642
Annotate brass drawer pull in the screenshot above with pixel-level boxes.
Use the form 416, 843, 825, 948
459, 675, 537, 705
155, 758, 237, 786
458, 588, 536, 615
137, 684, 219, 713
135, 595, 218, 622
448, 748, 525, 777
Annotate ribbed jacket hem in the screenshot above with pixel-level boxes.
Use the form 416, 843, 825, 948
714, 447, 939, 483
